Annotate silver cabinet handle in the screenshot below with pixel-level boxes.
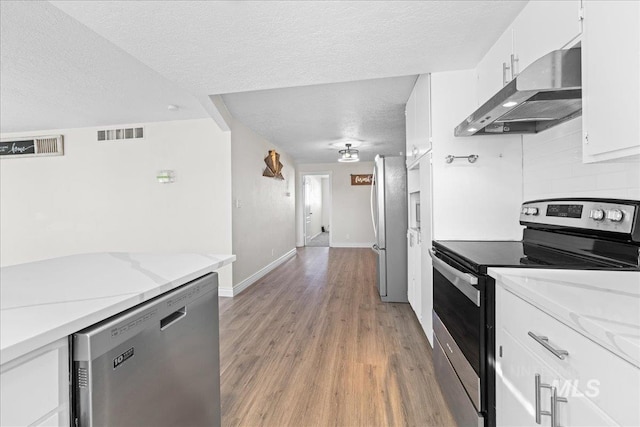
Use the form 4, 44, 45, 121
510, 53, 519, 79
429, 249, 480, 306
551, 386, 568, 427
535, 374, 568, 427
535, 374, 552, 424
528, 332, 569, 359
503, 61, 511, 86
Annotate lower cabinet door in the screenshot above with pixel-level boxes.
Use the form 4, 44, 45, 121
496, 325, 618, 427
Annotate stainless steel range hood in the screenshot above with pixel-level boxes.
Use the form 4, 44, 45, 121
455, 48, 581, 136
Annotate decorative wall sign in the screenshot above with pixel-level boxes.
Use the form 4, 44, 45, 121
263, 150, 284, 180
0, 140, 36, 156
0, 135, 64, 158
351, 174, 373, 186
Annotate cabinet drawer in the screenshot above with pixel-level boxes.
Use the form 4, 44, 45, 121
500, 288, 640, 426
0, 339, 68, 427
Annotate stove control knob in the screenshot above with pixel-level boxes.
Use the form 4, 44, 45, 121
606, 209, 624, 222
529, 207, 539, 216
521, 207, 528, 215
589, 209, 605, 221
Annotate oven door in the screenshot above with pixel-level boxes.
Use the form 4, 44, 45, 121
430, 249, 485, 426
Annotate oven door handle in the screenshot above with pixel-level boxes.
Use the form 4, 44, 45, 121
429, 249, 480, 306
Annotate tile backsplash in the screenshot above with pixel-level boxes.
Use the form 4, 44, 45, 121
523, 118, 640, 201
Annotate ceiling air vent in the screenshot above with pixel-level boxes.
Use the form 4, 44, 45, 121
97, 127, 144, 141
0, 135, 64, 158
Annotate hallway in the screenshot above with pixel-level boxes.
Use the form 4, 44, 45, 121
218, 247, 454, 426
306, 231, 330, 247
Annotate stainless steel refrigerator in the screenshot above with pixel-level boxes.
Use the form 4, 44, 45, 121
370, 155, 408, 303
72, 273, 221, 426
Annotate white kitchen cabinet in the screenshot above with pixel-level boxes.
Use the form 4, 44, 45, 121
511, 1, 582, 73
36, 412, 63, 427
407, 169, 421, 318
582, 0, 640, 162
0, 338, 69, 427
496, 320, 616, 427
496, 284, 640, 426
476, 27, 513, 106
405, 74, 431, 167
405, 84, 417, 163
476, 1, 582, 107
418, 153, 433, 346
407, 227, 421, 320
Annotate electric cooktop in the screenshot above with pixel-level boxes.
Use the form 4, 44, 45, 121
433, 198, 640, 274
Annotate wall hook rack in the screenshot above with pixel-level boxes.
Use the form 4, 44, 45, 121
445, 154, 479, 164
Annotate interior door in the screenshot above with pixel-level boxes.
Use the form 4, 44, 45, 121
304, 176, 312, 245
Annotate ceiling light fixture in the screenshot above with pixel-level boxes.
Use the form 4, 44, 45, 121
338, 143, 360, 163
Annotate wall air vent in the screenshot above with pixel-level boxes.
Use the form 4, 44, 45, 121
0, 135, 64, 158
97, 127, 144, 141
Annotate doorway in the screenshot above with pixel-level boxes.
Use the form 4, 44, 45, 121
302, 174, 331, 247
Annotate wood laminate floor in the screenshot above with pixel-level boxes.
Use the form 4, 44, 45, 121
219, 247, 455, 427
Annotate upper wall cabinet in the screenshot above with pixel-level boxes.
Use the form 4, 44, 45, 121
582, 0, 640, 162
405, 74, 431, 168
511, 1, 582, 73
476, 27, 513, 106
476, 1, 582, 107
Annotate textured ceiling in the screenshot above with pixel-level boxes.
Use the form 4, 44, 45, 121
1, 1, 527, 162
0, 1, 208, 133
222, 76, 418, 163
52, 1, 527, 95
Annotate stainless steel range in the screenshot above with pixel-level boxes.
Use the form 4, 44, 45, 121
430, 198, 640, 427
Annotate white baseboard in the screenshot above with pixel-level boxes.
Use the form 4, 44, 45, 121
230, 248, 297, 297
218, 287, 234, 298
310, 231, 322, 240
331, 242, 374, 248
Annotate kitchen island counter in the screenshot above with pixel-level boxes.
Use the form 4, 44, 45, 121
0, 252, 235, 365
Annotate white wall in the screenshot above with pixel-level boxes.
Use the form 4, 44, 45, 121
321, 176, 330, 231
523, 118, 640, 200
230, 118, 296, 290
0, 119, 233, 288
296, 162, 375, 247
431, 69, 524, 240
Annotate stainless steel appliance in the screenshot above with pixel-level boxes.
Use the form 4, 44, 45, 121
72, 273, 221, 426
430, 198, 640, 427
455, 48, 581, 137
370, 154, 408, 302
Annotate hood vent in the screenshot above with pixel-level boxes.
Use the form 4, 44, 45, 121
455, 48, 581, 136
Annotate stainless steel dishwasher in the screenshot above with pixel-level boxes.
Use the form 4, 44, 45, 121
72, 273, 221, 427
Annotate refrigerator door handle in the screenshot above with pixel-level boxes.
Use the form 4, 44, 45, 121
370, 165, 377, 239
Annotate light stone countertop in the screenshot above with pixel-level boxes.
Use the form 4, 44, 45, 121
488, 268, 640, 368
0, 252, 235, 365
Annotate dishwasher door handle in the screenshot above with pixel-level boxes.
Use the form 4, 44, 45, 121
429, 249, 480, 306
160, 307, 187, 331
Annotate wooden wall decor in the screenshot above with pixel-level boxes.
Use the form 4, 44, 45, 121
351, 174, 373, 185
263, 150, 284, 180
